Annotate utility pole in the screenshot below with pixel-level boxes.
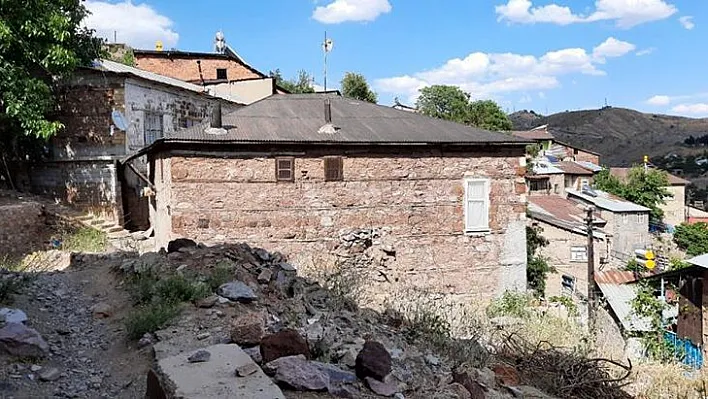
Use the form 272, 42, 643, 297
322, 32, 333, 92
586, 206, 596, 332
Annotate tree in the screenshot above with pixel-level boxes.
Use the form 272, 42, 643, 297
593, 166, 671, 222
270, 69, 314, 94
674, 222, 708, 256
526, 224, 553, 297
416, 85, 512, 131
0, 0, 103, 140
340, 72, 377, 103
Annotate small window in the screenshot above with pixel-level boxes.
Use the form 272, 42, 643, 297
562, 274, 576, 292
144, 111, 163, 145
570, 246, 588, 262
216, 68, 227, 80
529, 179, 549, 192
324, 157, 343, 181
275, 158, 294, 182
554, 184, 560, 194
464, 178, 490, 232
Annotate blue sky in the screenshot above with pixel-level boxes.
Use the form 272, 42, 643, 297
84, 0, 708, 117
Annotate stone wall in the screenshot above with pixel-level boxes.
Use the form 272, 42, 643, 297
0, 200, 44, 256
662, 185, 686, 228
600, 210, 650, 262
134, 55, 262, 82
152, 146, 528, 304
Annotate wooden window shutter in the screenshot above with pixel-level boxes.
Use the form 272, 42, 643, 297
276, 158, 294, 182
324, 157, 343, 181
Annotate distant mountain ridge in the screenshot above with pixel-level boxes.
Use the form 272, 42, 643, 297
509, 107, 708, 167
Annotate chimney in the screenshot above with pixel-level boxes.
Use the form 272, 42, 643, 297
210, 102, 222, 128
324, 99, 332, 124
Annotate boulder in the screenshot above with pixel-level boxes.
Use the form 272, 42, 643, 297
447, 382, 473, 399
230, 312, 265, 347
0, 308, 27, 324
257, 269, 273, 284
243, 346, 262, 364
38, 367, 61, 382
453, 367, 491, 398
492, 364, 520, 387
167, 238, 197, 253
218, 281, 257, 303
265, 355, 328, 391
355, 341, 391, 381
187, 350, 211, 363
260, 329, 310, 364
365, 376, 398, 397
312, 361, 357, 384
90, 302, 113, 318
0, 323, 49, 357
196, 295, 219, 308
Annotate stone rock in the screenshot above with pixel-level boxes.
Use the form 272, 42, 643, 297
257, 269, 273, 284
504, 385, 555, 398
167, 238, 197, 253
0, 308, 27, 324
425, 354, 441, 366
265, 355, 328, 391
475, 367, 497, 389
0, 323, 49, 357
138, 333, 155, 349
235, 362, 259, 377
260, 329, 310, 364
196, 295, 218, 308
187, 349, 211, 363
453, 367, 491, 398
230, 312, 265, 347
492, 364, 520, 387
365, 376, 398, 397
243, 346, 263, 364
90, 302, 113, 318
447, 382, 473, 399
355, 341, 392, 381
329, 383, 360, 398
313, 361, 357, 384
30, 365, 42, 372
38, 367, 61, 382
217, 281, 257, 303
196, 332, 211, 341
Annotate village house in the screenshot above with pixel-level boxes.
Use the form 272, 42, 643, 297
528, 196, 608, 299
609, 167, 689, 230
126, 93, 531, 303
512, 125, 602, 165
567, 188, 651, 263
25, 60, 241, 230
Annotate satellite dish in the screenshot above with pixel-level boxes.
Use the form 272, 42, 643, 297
111, 110, 127, 131
323, 38, 334, 53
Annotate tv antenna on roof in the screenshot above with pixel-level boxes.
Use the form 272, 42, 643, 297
322, 32, 334, 91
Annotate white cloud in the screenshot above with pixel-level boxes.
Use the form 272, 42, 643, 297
496, 0, 678, 29
592, 37, 636, 62
312, 0, 391, 24
646, 95, 671, 106
375, 37, 632, 103
671, 103, 708, 116
679, 16, 695, 30
635, 48, 656, 56
84, 1, 178, 49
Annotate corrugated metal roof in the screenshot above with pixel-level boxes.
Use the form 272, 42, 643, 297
532, 158, 565, 175
687, 253, 708, 269
92, 60, 245, 104
596, 281, 652, 332
511, 130, 555, 140
555, 161, 594, 176
163, 94, 532, 144
595, 270, 641, 285
574, 161, 603, 172
567, 189, 651, 213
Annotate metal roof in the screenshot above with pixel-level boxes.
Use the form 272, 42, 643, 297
566, 189, 651, 213
555, 161, 594, 176
511, 130, 555, 141
687, 253, 708, 269
91, 60, 245, 104
574, 161, 603, 173
163, 94, 532, 145
528, 196, 606, 238
596, 281, 652, 332
532, 158, 565, 175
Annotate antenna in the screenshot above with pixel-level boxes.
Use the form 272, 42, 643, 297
322, 31, 334, 91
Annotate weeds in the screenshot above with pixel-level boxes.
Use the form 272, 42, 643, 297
155, 275, 210, 303
125, 302, 182, 340
487, 291, 533, 319
61, 227, 107, 253
206, 262, 234, 290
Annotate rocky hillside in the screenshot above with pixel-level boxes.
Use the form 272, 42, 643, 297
509, 108, 708, 166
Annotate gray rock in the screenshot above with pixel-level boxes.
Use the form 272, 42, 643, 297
187, 350, 211, 363
313, 361, 357, 384
39, 368, 61, 382
243, 346, 263, 364
30, 365, 42, 372
196, 295, 219, 308
0, 323, 49, 357
196, 332, 211, 341
365, 376, 398, 397
90, 302, 113, 318
235, 362, 259, 377
257, 268, 273, 284
137, 333, 155, 349
217, 281, 257, 303
0, 308, 28, 324
266, 355, 329, 391
424, 354, 440, 366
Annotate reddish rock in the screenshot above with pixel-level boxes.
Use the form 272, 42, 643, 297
492, 364, 520, 386
355, 341, 391, 382
452, 368, 486, 399
230, 312, 265, 347
260, 329, 310, 364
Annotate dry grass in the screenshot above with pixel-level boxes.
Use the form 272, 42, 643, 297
625, 361, 708, 399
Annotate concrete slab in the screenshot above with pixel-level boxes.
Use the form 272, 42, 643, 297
157, 344, 284, 399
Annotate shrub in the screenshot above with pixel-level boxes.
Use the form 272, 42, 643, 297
62, 227, 107, 253
206, 263, 233, 290
674, 222, 708, 257
125, 302, 181, 340
548, 295, 579, 317
128, 272, 159, 305
155, 275, 210, 304
487, 291, 532, 319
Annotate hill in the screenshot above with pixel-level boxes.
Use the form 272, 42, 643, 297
509, 107, 708, 166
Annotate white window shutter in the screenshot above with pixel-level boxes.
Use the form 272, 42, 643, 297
465, 179, 490, 232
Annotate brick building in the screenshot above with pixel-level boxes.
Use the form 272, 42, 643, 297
128, 94, 531, 303
27, 60, 241, 229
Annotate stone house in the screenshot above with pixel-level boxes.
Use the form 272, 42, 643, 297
528, 196, 609, 299
127, 93, 531, 304
27, 60, 241, 229
512, 126, 601, 165
609, 167, 689, 229
567, 188, 650, 263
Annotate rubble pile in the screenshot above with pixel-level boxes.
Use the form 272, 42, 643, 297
117, 239, 558, 399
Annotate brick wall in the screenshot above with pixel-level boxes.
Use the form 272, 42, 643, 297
134, 55, 262, 82
0, 201, 44, 256
153, 146, 528, 303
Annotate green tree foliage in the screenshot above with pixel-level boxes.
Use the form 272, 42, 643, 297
270, 69, 315, 94
674, 222, 708, 257
0, 0, 103, 139
630, 280, 681, 363
527, 225, 554, 297
340, 72, 377, 103
593, 166, 671, 222
416, 85, 512, 131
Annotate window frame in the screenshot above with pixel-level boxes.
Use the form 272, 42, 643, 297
216, 68, 228, 80
562, 274, 576, 292
143, 111, 163, 145
324, 156, 344, 182
275, 157, 295, 182
570, 246, 588, 263
463, 177, 491, 233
